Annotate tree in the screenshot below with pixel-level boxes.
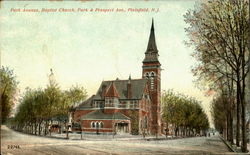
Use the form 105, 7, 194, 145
128, 110, 139, 135
211, 94, 227, 136
0, 67, 18, 124
162, 90, 209, 137
64, 85, 88, 108
13, 83, 87, 138
61, 85, 87, 138
184, 0, 249, 152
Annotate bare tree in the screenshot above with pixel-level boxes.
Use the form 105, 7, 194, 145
184, 0, 249, 152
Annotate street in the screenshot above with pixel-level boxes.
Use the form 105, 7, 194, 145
1, 125, 232, 154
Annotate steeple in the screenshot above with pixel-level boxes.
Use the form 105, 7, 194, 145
48, 68, 56, 86
142, 19, 161, 135
143, 19, 159, 63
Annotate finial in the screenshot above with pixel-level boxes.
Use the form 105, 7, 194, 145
128, 74, 131, 84
151, 18, 154, 30
48, 68, 56, 86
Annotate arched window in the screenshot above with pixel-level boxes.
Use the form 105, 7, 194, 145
100, 122, 104, 128
144, 72, 156, 89
150, 71, 155, 77
96, 122, 99, 129
144, 72, 150, 79
91, 122, 95, 128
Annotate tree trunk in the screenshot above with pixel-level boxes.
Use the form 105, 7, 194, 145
229, 108, 233, 144
32, 123, 34, 134
44, 121, 48, 136
241, 99, 247, 152
240, 46, 247, 152
174, 126, 178, 137
229, 76, 234, 144
59, 122, 62, 134
66, 122, 69, 139
226, 115, 229, 140
35, 121, 37, 135
38, 122, 41, 135
236, 75, 241, 147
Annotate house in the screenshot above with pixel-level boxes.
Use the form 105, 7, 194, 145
72, 20, 162, 135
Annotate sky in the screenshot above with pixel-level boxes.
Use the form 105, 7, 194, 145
0, 0, 214, 126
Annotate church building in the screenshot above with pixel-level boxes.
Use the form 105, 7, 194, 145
72, 20, 162, 135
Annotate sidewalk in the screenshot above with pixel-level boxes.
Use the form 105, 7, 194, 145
219, 136, 250, 154
48, 132, 169, 141
6, 126, 212, 142
47, 132, 195, 141
46, 133, 207, 141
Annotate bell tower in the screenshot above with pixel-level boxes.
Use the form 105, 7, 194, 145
142, 19, 161, 135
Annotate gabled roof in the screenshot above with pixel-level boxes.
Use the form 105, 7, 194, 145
93, 79, 147, 100
104, 82, 119, 98
75, 95, 95, 110
80, 110, 130, 120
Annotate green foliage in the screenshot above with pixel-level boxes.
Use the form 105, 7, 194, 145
211, 95, 227, 133
184, 0, 249, 90
14, 83, 87, 127
184, 0, 249, 151
162, 90, 209, 131
0, 67, 18, 123
61, 85, 88, 115
128, 110, 139, 135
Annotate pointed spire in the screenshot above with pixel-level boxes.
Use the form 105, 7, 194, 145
146, 18, 158, 53
151, 18, 154, 31
143, 18, 159, 63
105, 82, 119, 98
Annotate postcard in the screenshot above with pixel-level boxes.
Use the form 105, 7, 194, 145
1, 0, 249, 154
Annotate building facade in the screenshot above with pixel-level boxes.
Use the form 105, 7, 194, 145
72, 20, 161, 135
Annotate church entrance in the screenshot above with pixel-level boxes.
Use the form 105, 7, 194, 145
116, 122, 129, 134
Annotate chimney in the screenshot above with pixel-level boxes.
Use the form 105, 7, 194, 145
127, 75, 132, 99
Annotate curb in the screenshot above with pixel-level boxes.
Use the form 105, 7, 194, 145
219, 136, 237, 153
6, 127, 210, 142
